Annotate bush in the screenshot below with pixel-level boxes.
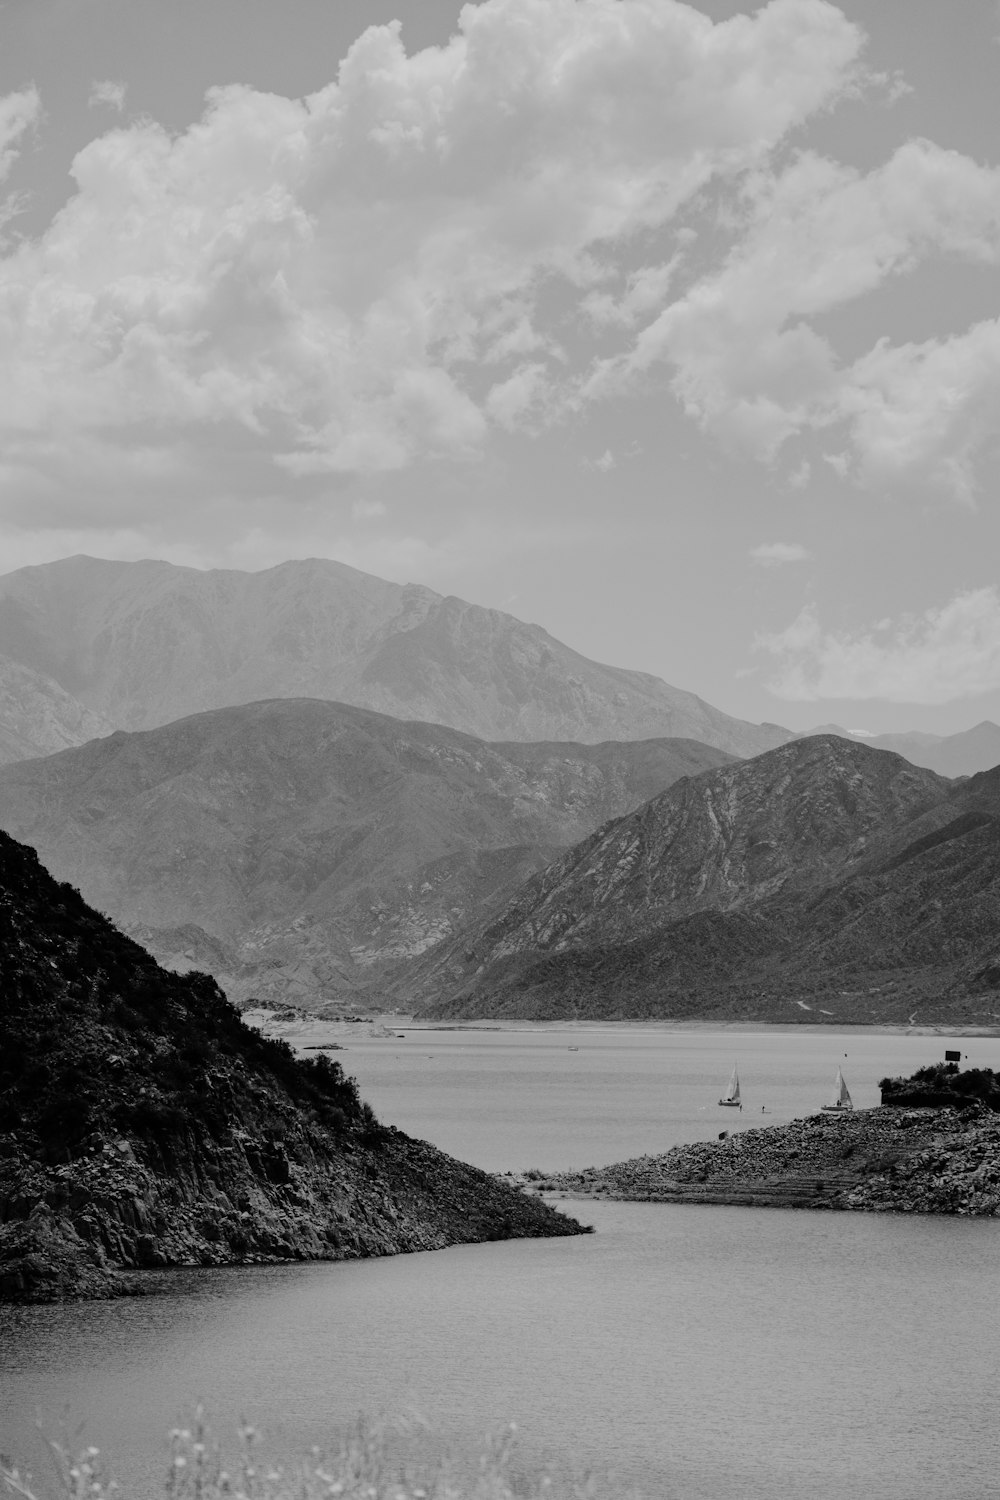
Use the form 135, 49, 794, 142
0, 1412, 642, 1500
879, 1062, 1000, 1111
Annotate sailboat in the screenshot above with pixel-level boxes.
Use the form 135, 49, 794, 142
820, 1065, 853, 1112
718, 1062, 741, 1107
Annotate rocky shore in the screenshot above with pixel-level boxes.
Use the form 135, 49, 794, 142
526, 1104, 1000, 1214
1, 1120, 588, 1304
0, 832, 585, 1304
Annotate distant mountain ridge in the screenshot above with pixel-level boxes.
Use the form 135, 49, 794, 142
0, 698, 734, 1006
415, 736, 1000, 1025
802, 722, 1000, 778
0, 554, 790, 762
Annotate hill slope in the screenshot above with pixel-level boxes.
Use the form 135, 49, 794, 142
0, 699, 733, 1006
0, 555, 789, 759
417, 737, 1000, 1024
0, 831, 582, 1303
0, 655, 114, 765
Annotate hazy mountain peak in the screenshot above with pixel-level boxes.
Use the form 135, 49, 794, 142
0, 555, 790, 760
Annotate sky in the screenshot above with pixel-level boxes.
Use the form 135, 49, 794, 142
1, 0, 1000, 735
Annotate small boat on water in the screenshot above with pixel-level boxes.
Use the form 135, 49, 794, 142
719, 1062, 742, 1107
821, 1065, 853, 1112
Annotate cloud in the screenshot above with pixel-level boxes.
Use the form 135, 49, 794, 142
582, 138, 1000, 483
757, 589, 1000, 703
0, 0, 865, 548
89, 80, 127, 113
582, 260, 681, 329
842, 317, 1000, 501
0, 88, 41, 183
750, 541, 810, 565
351, 497, 386, 521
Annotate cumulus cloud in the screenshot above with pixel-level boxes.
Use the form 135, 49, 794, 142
89, 80, 127, 113
757, 589, 1000, 703
0, 0, 865, 544
750, 541, 810, 565
843, 317, 1000, 501
583, 137, 1000, 483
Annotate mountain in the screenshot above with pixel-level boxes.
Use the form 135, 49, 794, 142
0, 654, 114, 765
0, 554, 790, 758
415, 736, 1000, 1025
0, 698, 734, 1007
0, 831, 582, 1302
802, 722, 1000, 778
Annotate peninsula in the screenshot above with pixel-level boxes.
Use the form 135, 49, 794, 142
0, 832, 584, 1304
532, 1070, 1000, 1214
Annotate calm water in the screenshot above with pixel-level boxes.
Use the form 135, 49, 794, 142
3, 1026, 999, 1498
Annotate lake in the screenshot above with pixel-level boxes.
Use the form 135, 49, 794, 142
3, 1024, 999, 1498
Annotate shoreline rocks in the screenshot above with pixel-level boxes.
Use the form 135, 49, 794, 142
0, 831, 586, 1305
529, 1104, 1000, 1215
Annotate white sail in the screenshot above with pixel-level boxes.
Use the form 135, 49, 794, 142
721, 1063, 740, 1104
827, 1066, 852, 1110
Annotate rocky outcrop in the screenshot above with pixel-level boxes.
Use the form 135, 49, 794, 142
0, 554, 790, 756
0, 832, 584, 1303
534, 1104, 1000, 1214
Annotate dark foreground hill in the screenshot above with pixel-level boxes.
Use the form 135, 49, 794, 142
417, 736, 1000, 1025
0, 832, 583, 1303
0, 554, 789, 762
0, 699, 733, 1007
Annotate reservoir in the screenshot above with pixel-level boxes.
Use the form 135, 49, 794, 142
3, 1025, 999, 1498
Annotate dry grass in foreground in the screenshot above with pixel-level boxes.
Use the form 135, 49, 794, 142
0, 1413, 642, 1500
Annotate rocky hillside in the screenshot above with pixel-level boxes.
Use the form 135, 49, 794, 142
535, 1100, 1000, 1215
0, 655, 113, 765
0, 699, 733, 1007
0, 831, 583, 1303
417, 737, 1000, 1024
0, 555, 789, 760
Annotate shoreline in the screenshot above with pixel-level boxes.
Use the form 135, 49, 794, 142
249, 1009, 1000, 1046
514, 1104, 1000, 1216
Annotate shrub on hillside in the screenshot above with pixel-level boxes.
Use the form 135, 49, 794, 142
879, 1062, 1000, 1110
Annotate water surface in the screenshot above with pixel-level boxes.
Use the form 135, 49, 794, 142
3, 1026, 998, 1498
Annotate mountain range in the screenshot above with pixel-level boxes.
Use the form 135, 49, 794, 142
0, 554, 790, 763
804, 722, 1000, 779
414, 735, 1000, 1026
0, 698, 732, 1006
3, 554, 1000, 1030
